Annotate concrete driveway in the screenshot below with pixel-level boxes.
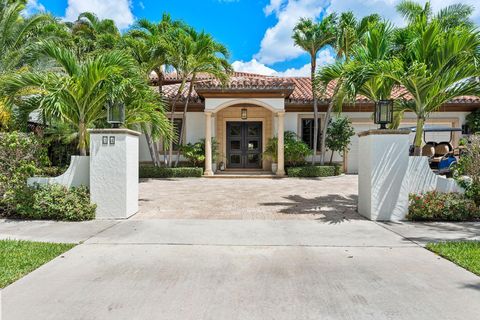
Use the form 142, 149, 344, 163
136, 175, 359, 220
3, 218, 480, 320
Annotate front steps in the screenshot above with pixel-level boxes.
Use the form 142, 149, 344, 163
204, 169, 281, 179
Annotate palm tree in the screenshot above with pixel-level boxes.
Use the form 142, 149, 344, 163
1, 42, 171, 156
317, 12, 380, 165
168, 27, 232, 167
386, 19, 480, 155
126, 14, 184, 166
0, 0, 53, 129
70, 12, 121, 53
293, 15, 336, 165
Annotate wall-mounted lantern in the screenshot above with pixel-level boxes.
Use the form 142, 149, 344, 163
374, 100, 393, 130
107, 101, 125, 128
241, 108, 248, 120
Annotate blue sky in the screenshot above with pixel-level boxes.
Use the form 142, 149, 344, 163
28, 0, 480, 76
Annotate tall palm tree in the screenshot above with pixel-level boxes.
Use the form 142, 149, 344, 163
293, 15, 336, 165
1, 42, 171, 156
168, 27, 232, 167
126, 14, 184, 166
317, 12, 380, 165
71, 12, 120, 53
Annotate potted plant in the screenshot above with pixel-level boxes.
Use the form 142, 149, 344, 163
263, 137, 278, 173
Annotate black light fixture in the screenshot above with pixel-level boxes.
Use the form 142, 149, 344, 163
374, 100, 393, 130
107, 101, 125, 128
241, 108, 248, 120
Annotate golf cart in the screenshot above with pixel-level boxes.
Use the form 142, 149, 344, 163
403, 126, 463, 176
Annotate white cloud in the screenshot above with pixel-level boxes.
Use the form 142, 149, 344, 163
64, 0, 134, 29
233, 48, 335, 77
24, 0, 45, 16
328, 0, 480, 25
254, 0, 329, 65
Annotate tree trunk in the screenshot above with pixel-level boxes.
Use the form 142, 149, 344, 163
78, 121, 87, 156
168, 80, 186, 167
329, 149, 334, 165
144, 132, 159, 166
175, 75, 196, 167
311, 58, 318, 166
320, 101, 333, 165
413, 117, 425, 156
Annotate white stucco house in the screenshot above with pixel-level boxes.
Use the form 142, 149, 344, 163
139, 72, 479, 175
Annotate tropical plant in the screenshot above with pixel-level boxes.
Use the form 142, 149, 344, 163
466, 109, 480, 134
170, 27, 232, 166
126, 14, 184, 166
1, 41, 171, 156
316, 12, 381, 165
0, 0, 53, 129
325, 116, 355, 164
455, 134, 480, 206
293, 15, 336, 165
264, 131, 312, 167
179, 138, 218, 167
386, 1, 480, 155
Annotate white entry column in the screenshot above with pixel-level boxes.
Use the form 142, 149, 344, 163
204, 112, 214, 176
357, 129, 410, 221
276, 112, 286, 176
89, 129, 140, 219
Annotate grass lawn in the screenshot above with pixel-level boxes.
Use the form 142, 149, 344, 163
427, 241, 480, 276
0, 239, 75, 288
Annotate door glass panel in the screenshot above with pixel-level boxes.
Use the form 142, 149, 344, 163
248, 125, 260, 136
248, 140, 259, 151
247, 154, 259, 164
229, 125, 241, 136
230, 154, 241, 164
230, 140, 241, 150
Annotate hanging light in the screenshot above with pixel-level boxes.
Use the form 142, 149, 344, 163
374, 100, 393, 130
241, 108, 248, 120
107, 101, 125, 128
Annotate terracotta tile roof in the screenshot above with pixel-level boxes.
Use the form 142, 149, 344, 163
159, 71, 480, 105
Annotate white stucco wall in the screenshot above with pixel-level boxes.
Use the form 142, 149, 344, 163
27, 156, 90, 188
90, 129, 139, 219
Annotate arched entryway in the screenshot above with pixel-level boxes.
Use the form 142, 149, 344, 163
203, 100, 286, 176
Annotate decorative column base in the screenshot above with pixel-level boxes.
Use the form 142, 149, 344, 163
89, 129, 140, 219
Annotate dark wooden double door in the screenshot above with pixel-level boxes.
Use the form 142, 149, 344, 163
226, 122, 262, 169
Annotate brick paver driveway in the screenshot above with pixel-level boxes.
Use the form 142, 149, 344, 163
135, 175, 359, 220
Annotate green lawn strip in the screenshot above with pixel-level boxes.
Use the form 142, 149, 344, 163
426, 241, 480, 276
0, 239, 75, 288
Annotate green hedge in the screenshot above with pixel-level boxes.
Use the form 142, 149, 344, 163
408, 191, 480, 221
3, 184, 96, 221
287, 165, 340, 177
139, 166, 204, 178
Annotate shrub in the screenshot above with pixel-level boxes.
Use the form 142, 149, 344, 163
3, 184, 96, 221
455, 134, 480, 205
0, 132, 49, 216
287, 165, 338, 177
264, 131, 313, 167
180, 138, 218, 166
140, 166, 203, 178
408, 191, 480, 221
326, 117, 355, 165
466, 109, 480, 134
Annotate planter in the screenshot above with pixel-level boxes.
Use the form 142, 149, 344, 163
271, 163, 278, 174
212, 162, 217, 173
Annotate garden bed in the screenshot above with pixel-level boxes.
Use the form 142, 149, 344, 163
427, 241, 480, 276
0, 239, 75, 288
286, 165, 342, 178
408, 192, 480, 221
140, 165, 204, 178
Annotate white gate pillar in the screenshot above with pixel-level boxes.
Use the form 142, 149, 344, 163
89, 129, 140, 219
358, 130, 410, 221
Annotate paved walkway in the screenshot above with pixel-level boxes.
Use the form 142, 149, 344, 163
2, 218, 480, 319
136, 175, 359, 220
